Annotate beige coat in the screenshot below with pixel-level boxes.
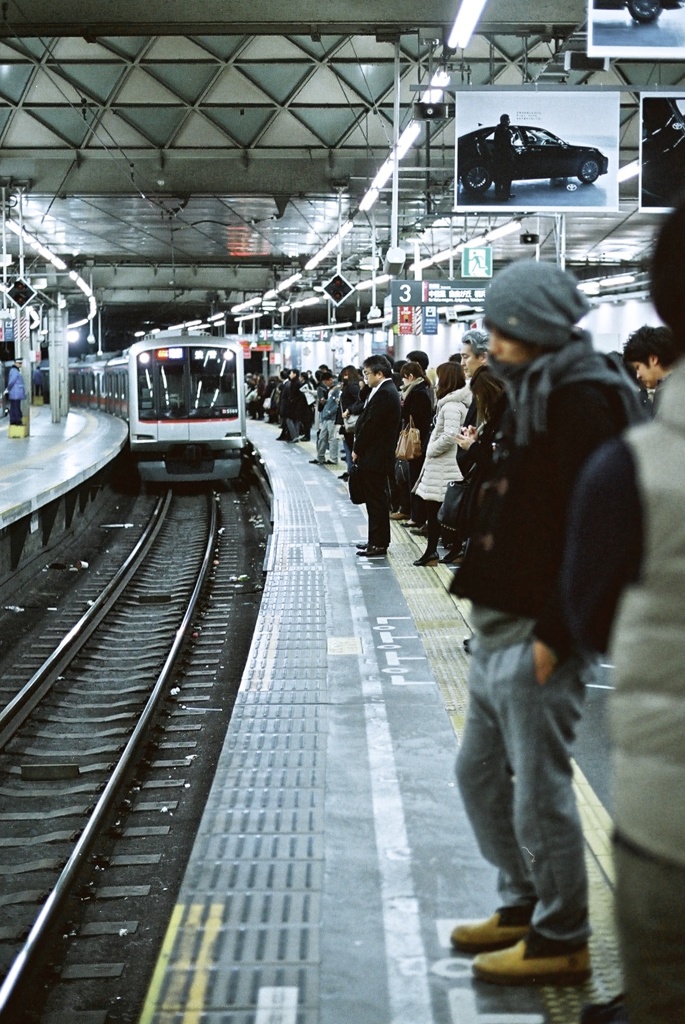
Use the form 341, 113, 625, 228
413, 386, 471, 503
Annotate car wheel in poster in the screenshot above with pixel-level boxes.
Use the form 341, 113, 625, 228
627, 0, 662, 23
462, 164, 493, 194
577, 158, 600, 184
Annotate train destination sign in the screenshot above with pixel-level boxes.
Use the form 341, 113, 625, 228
390, 280, 487, 307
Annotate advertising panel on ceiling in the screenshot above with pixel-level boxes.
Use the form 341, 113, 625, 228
454, 90, 620, 214
640, 92, 685, 210
588, 0, 685, 58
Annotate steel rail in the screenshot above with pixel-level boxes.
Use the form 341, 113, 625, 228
0, 490, 172, 751
0, 490, 218, 1021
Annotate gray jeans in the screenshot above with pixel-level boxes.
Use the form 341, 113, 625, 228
316, 419, 340, 463
456, 638, 590, 944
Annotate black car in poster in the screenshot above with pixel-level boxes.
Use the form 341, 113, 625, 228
641, 96, 685, 208
458, 124, 610, 197
593, 0, 682, 24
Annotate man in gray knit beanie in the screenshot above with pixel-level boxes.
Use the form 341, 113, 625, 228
450, 258, 644, 986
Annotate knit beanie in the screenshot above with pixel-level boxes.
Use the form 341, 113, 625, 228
484, 260, 590, 349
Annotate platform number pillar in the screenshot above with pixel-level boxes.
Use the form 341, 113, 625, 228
47, 305, 68, 424
14, 306, 30, 436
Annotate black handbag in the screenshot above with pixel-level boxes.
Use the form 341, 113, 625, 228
438, 479, 467, 533
348, 464, 366, 505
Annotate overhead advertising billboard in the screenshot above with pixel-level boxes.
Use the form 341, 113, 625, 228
588, 0, 685, 59
640, 93, 685, 210
454, 90, 620, 213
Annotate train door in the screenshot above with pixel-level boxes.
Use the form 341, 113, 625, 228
136, 346, 190, 443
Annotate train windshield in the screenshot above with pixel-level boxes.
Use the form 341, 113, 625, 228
137, 346, 239, 420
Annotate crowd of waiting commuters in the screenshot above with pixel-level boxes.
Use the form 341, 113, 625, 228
243, 201, 685, 1024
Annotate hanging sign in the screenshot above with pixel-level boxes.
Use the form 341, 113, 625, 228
391, 280, 487, 306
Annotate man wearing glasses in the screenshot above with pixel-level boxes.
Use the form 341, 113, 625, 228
352, 356, 401, 557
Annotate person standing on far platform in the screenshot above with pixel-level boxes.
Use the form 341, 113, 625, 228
352, 355, 401, 557
562, 200, 685, 1024
6, 356, 26, 426
32, 365, 43, 399
450, 260, 644, 986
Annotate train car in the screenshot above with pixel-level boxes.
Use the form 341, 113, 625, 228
66, 334, 247, 483
127, 334, 247, 482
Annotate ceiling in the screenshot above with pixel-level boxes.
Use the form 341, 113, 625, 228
0, 0, 680, 349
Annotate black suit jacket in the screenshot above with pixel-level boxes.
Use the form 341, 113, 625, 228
353, 378, 401, 474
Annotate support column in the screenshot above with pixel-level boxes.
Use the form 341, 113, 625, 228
47, 305, 68, 424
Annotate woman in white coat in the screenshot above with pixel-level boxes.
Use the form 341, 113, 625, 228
412, 361, 471, 566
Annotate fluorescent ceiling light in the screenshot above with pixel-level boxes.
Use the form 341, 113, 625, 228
207, 312, 225, 322
420, 69, 451, 105
134, 330, 146, 337
231, 295, 262, 314
355, 274, 392, 291
578, 281, 601, 296
617, 160, 639, 183
397, 121, 422, 161
599, 274, 636, 288
304, 321, 353, 332
486, 220, 522, 241
359, 188, 380, 213
304, 221, 354, 271
448, 0, 489, 49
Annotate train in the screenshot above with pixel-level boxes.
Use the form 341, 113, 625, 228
67, 333, 248, 482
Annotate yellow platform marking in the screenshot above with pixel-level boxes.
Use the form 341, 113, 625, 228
139, 902, 224, 1024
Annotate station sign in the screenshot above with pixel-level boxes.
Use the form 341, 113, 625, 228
391, 280, 487, 307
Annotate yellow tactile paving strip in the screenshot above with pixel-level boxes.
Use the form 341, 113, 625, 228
383, 514, 624, 1018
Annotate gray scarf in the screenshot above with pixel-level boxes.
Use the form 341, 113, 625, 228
490, 330, 646, 446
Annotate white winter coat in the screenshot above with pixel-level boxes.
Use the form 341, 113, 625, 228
413, 386, 471, 503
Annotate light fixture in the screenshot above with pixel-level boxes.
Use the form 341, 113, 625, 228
448, 0, 490, 50
617, 161, 640, 183
355, 273, 392, 291
599, 274, 636, 288
231, 295, 263, 314
303, 321, 354, 332
305, 221, 354, 272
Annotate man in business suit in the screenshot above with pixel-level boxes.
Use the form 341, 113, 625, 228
352, 355, 401, 557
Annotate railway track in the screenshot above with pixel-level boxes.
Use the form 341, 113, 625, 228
0, 489, 221, 1020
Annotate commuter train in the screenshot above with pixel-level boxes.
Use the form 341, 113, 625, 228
68, 334, 247, 482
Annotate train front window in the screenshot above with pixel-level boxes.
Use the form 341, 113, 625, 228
189, 348, 238, 418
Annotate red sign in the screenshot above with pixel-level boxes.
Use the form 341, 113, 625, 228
398, 306, 414, 335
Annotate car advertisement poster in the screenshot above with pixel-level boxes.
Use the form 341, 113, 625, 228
588, 0, 685, 59
454, 91, 620, 213
640, 93, 685, 210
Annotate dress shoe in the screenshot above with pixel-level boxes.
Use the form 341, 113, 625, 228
473, 936, 591, 986
451, 906, 533, 953
413, 551, 439, 567
309, 458, 324, 464
389, 511, 409, 521
440, 551, 463, 564
356, 541, 369, 549
324, 460, 338, 465
339, 472, 349, 481
357, 546, 387, 557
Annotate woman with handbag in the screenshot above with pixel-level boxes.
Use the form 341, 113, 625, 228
440, 361, 507, 563
339, 365, 362, 481
392, 361, 433, 526
411, 361, 471, 567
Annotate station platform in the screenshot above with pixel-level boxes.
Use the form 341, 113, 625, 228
0, 405, 128, 530
139, 420, 622, 1024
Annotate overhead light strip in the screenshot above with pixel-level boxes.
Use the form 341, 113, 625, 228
448, 0, 490, 50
